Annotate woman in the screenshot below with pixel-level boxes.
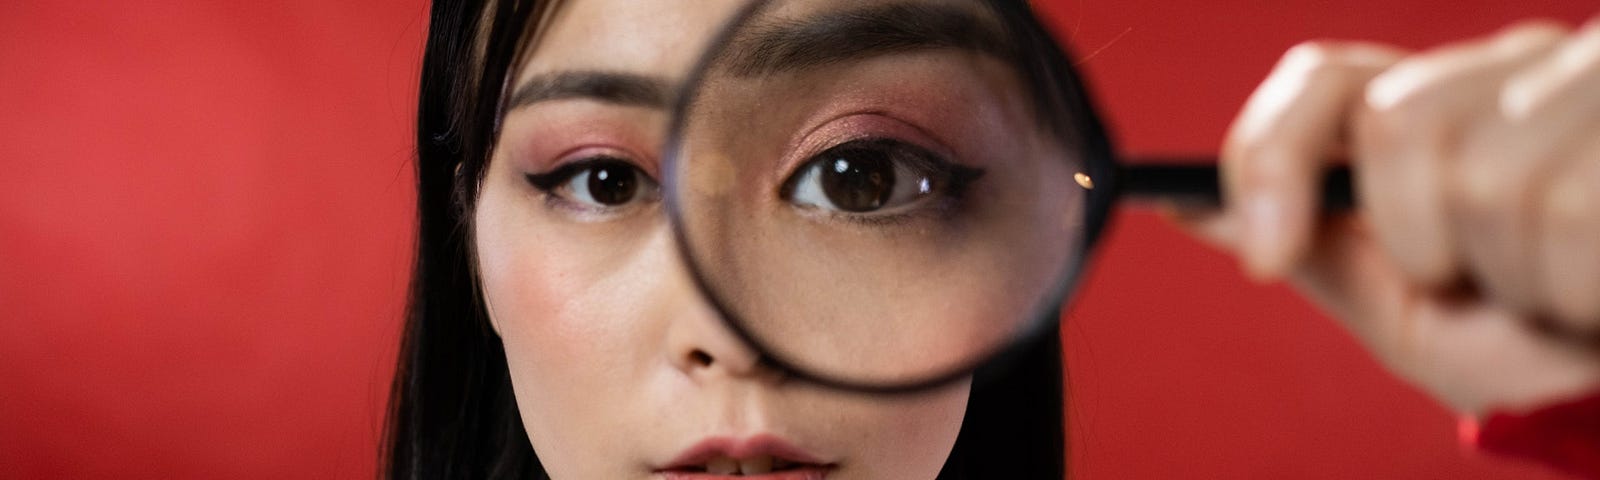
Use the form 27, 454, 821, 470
388, 1, 1065, 478
384, 0, 1600, 478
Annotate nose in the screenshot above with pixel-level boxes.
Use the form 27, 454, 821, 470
664, 299, 769, 380
653, 234, 775, 382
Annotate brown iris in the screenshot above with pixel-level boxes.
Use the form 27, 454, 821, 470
587, 162, 638, 205
819, 146, 895, 212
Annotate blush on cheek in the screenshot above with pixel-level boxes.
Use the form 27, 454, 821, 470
474, 191, 662, 480
474, 182, 658, 375
473, 188, 582, 360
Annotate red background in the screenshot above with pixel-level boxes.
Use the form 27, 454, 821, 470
1, 1, 1593, 478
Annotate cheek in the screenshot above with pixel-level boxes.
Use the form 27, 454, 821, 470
472, 172, 664, 363
473, 172, 972, 480
474, 189, 593, 358
472, 180, 665, 474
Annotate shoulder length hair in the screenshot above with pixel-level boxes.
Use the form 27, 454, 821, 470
382, 0, 1101, 478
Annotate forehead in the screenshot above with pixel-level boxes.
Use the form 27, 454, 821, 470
514, 0, 746, 85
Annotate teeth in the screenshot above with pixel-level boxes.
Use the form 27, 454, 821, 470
740, 455, 773, 475
707, 456, 738, 475
702, 455, 782, 475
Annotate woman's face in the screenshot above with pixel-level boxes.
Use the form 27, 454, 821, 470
473, 1, 971, 478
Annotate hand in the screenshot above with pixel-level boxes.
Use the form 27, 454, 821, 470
1179, 18, 1600, 416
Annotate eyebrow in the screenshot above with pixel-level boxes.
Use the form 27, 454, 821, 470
717, 2, 1015, 77
507, 71, 674, 110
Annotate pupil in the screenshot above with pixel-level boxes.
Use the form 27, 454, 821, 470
819, 148, 894, 212
588, 163, 637, 205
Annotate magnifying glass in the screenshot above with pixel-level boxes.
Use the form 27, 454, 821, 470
663, 0, 1352, 392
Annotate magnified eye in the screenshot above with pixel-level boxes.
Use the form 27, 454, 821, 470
526, 157, 659, 209
782, 138, 982, 215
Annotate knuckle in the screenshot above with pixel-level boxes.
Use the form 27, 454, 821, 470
1364, 59, 1451, 124
1360, 85, 1441, 140
1284, 40, 1341, 63
1497, 19, 1571, 45
1486, 20, 1571, 60
1516, 24, 1600, 76
1355, 91, 1415, 136
1281, 40, 1354, 78
1367, 22, 1570, 118
1498, 44, 1600, 121
1550, 28, 1600, 79
1282, 39, 1402, 68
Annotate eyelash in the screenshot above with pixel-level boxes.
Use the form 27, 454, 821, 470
524, 156, 660, 217
779, 137, 984, 227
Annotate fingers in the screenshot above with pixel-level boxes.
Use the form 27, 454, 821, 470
1236, 19, 1600, 418
1502, 17, 1600, 125
1500, 20, 1600, 330
1358, 19, 1600, 331
1218, 19, 1600, 334
1454, 25, 1583, 314
1537, 136, 1600, 331
1284, 213, 1600, 415
1396, 295, 1600, 415
1354, 22, 1569, 295
1222, 41, 1405, 280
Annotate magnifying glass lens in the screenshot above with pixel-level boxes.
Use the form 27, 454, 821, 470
667, 0, 1101, 389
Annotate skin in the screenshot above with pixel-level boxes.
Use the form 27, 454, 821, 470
1190, 17, 1600, 415
475, 0, 1598, 477
474, 1, 968, 479
678, 31, 1080, 381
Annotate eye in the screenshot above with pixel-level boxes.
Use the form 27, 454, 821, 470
526, 157, 659, 209
781, 138, 982, 216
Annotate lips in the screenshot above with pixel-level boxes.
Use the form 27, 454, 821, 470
655, 434, 835, 479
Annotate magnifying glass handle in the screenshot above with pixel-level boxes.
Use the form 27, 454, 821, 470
1117, 158, 1355, 212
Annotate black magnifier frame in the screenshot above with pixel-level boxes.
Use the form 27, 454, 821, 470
662, 0, 1125, 395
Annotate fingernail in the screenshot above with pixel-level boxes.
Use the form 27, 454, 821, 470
1244, 192, 1287, 280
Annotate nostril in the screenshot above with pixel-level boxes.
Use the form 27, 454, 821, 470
688, 349, 713, 367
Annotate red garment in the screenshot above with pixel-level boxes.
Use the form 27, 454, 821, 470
1464, 390, 1600, 479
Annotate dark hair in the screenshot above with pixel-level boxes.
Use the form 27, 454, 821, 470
382, 0, 1086, 478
